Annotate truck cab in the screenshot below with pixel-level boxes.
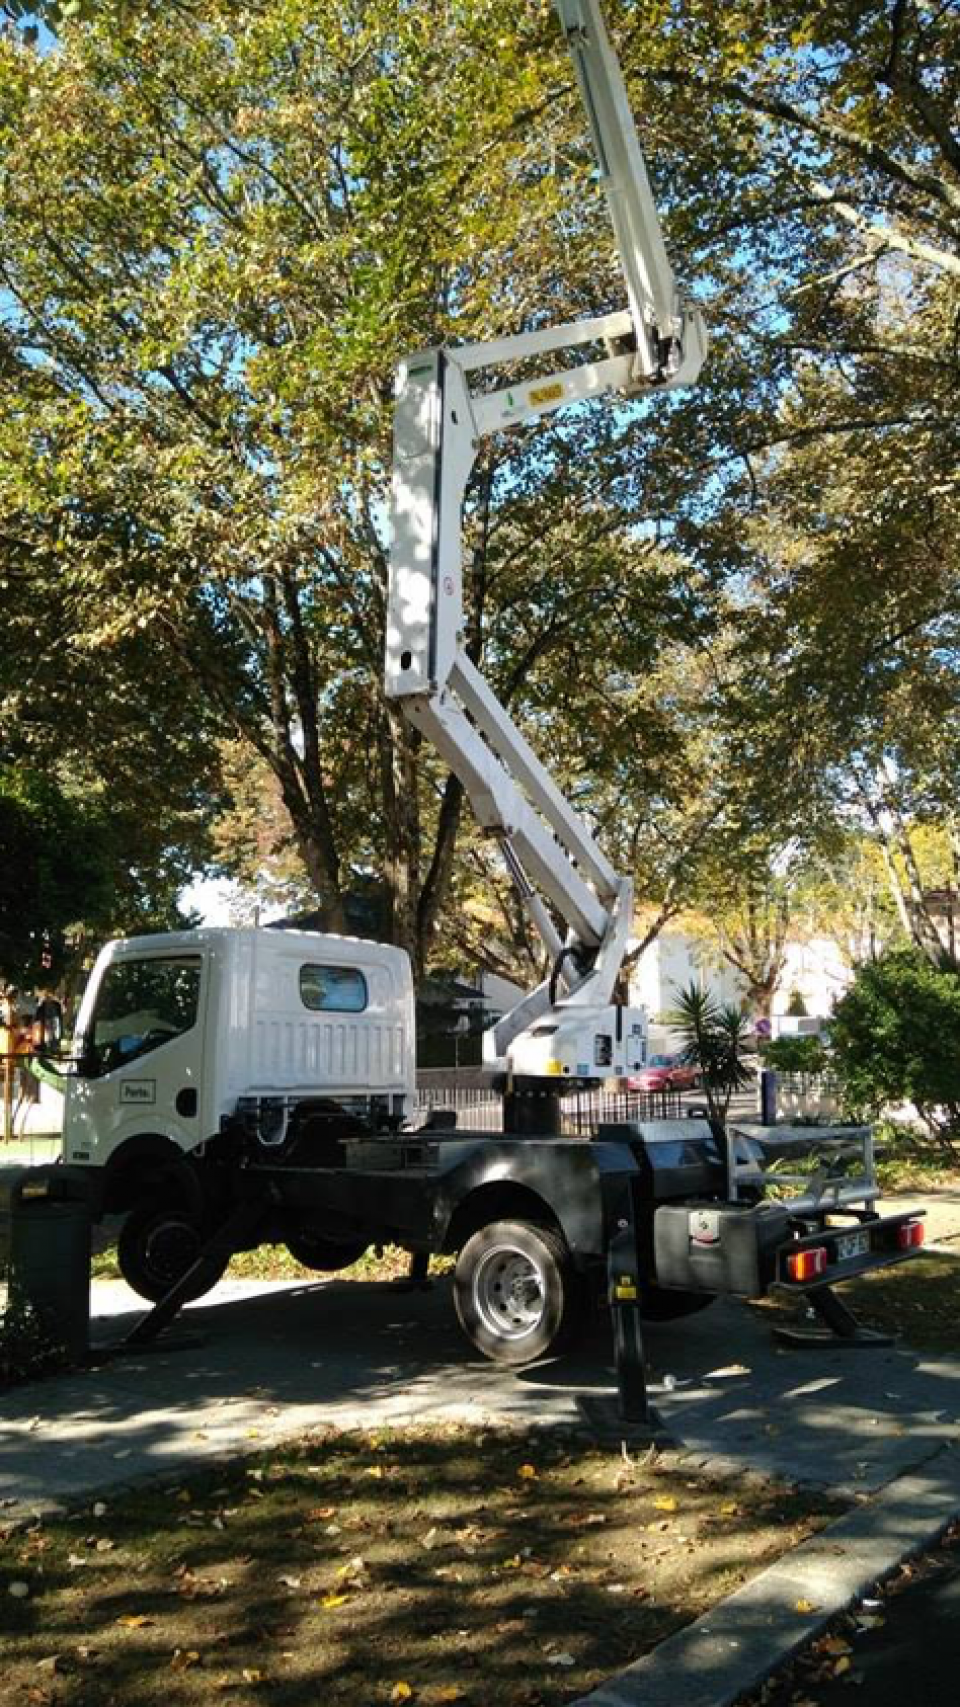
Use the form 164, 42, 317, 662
62, 929, 415, 1294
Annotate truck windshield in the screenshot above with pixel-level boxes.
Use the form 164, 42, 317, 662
81, 955, 201, 1077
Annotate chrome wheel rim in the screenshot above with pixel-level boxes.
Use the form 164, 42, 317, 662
472, 1244, 546, 1342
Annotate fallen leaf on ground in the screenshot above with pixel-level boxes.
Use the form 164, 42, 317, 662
116, 1615, 154, 1628
794, 1599, 819, 1614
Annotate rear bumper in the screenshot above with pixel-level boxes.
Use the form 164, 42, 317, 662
653, 1199, 926, 1299
771, 1209, 926, 1292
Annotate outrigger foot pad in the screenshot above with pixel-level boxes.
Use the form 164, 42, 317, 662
773, 1323, 895, 1349
577, 1394, 671, 1445
774, 1282, 895, 1349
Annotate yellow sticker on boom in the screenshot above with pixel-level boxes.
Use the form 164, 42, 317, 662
529, 380, 564, 408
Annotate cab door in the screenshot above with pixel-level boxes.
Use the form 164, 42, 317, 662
64, 952, 208, 1165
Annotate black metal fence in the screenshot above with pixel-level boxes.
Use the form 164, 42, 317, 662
413, 1080, 686, 1135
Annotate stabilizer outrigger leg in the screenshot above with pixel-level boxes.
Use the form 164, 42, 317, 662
579, 1184, 670, 1443
773, 1282, 895, 1349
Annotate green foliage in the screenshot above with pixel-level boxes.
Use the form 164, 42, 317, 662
0, 0, 716, 976
830, 949, 960, 1152
0, 766, 108, 989
0, 1295, 67, 1386
0, 759, 201, 996
761, 1035, 829, 1075
667, 980, 754, 1127
872, 1118, 959, 1189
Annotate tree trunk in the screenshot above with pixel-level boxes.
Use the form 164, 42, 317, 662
855, 769, 947, 966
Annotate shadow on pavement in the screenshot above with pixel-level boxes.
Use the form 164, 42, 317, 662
0, 1275, 957, 1517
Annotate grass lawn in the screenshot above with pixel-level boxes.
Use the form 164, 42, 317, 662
0, 1426, 841, 1707
90, 1242, 422, 1287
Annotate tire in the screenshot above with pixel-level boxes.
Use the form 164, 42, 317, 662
117, 1204, 227, 1304
284, 1231, 369, 1271
639, 1285, 716, 1322
453, 1219, 583, 1366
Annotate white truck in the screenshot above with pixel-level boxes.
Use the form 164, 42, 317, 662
55, 2, 923, 1365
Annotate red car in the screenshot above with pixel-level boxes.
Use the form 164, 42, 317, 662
628, 1053, 701, 1092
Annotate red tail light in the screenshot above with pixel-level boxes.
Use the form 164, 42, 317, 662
896, 1220, 925, 1251
787, 1246, 828, 1282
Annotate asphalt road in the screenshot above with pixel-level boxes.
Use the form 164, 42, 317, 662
758, 1528, 960, 1705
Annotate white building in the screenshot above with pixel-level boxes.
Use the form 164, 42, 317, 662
628, 930, 744, 1021
628, 928, 854, 1026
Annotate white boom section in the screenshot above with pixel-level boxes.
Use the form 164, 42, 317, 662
386, 0, 706, 1076
555, 0, 706, 387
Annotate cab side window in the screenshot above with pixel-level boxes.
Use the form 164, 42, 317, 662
87, 956, 202, 1075
299, 964, 368, 1013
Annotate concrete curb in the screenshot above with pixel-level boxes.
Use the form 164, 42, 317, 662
572, 1446, 960, 1707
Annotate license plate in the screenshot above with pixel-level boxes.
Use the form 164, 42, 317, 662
836, 1229, 870, 1262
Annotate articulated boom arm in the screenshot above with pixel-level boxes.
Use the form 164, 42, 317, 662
385, 1, 706, 1074
556, 0, 705, 387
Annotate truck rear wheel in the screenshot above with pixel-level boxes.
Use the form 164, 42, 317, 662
117, 1205, 227, 1304
454, 1220, 582, 1366
640, 1285, 715, 1322
284, 1231, 369, 1271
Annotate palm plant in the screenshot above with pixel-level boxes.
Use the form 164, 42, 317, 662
667, 982, 755, 1129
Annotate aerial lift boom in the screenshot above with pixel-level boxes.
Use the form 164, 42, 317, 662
386, 0, 707, 1081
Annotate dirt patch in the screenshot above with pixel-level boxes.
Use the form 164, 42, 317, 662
0, 1425, 841, 1707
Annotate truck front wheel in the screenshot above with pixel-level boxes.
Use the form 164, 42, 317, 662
454, 1220, 582, 1366
117, 1205, 227, 1304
